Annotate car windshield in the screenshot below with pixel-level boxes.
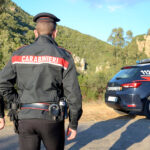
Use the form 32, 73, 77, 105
112, 67, 139, 79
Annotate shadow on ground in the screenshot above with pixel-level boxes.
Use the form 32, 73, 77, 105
0, 115, 150, 150
0, 135, 19, 150
109, 119, 150, 150
0, 134, 45, 150
66, 115, 150, 150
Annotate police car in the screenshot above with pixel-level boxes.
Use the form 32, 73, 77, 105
105, 59, 150, 118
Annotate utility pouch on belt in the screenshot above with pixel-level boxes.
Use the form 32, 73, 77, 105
49, 104, 60, 120
48, 98, 68, 121
8, 102, 20, 134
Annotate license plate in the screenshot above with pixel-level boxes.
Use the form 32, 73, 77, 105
108, 96, 118, 102
107, 87, 122, 91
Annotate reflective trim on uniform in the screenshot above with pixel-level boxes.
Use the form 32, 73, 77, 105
12, 55, 69, 70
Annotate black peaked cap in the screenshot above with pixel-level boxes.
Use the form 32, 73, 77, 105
33, 12, 60, 23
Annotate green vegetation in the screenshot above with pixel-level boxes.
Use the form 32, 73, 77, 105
0, 0, 148, 101
107, 27, 125, 47
0, 0, 35, 65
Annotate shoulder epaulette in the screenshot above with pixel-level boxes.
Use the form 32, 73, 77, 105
58, 46, 72, 55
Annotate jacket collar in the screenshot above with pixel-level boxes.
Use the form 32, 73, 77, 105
35, 35, 58, 46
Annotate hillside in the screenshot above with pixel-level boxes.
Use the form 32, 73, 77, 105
0, 0, 148, 100
0, 0, 115, 71
56, 26, 114, 71
0, 0, 35, 66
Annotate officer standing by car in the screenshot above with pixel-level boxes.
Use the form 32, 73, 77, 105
0, 12, 82, 150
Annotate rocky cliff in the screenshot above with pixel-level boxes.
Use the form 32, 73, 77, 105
136, 35, 150, 56
73, 54, 86, 72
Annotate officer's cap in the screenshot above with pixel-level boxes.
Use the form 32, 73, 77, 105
33, 12, 60, 23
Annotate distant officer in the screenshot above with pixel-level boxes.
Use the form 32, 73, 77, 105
0, 12, 82, 150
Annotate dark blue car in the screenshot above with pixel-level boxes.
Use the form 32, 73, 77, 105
105, 59, 150, 118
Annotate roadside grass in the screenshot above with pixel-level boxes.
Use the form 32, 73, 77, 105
80, 101, 121, 122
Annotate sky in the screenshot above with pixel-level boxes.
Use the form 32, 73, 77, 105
11, 0, 150, 42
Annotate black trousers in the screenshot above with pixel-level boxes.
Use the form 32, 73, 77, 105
18, 119, 65, 150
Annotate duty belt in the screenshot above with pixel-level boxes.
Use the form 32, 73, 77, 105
20, 100, 67, 120
21, 103, 57, 111
21, 103, 61, 120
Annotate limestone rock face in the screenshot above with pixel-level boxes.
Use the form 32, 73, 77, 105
137, 35, 150, 56
10, 7, 15, 11
96, 66, 102, 73
72, 54, 86, 72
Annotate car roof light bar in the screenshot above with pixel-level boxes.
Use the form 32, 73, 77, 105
136, 59, 150, 64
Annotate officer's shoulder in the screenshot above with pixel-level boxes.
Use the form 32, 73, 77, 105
16, 45, 28, 50
58, 46, 72, 57
13, 45, 28, 55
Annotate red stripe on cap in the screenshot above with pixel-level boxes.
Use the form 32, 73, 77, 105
12, 55, 69, 70
39, 17, 50, 19
38, 20, 51, 22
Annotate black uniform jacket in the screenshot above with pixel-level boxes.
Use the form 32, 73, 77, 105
0, 35, 82, 130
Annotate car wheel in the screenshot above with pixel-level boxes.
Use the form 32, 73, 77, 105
145, 100, 150, 119
128, 111, 136, 117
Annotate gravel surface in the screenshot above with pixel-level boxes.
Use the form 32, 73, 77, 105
0, 116, 150, 150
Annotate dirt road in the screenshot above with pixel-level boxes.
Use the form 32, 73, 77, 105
0, 115, 150, 150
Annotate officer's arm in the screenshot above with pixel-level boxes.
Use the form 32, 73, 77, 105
0, 59, 18, 104
0, 95, 5, 130
62, 57, 82, 131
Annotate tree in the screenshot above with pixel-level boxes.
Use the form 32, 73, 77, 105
107, 27, 125, 47
126, 30, 133, 44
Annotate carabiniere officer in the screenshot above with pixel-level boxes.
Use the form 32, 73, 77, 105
0, 12, 82, 150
